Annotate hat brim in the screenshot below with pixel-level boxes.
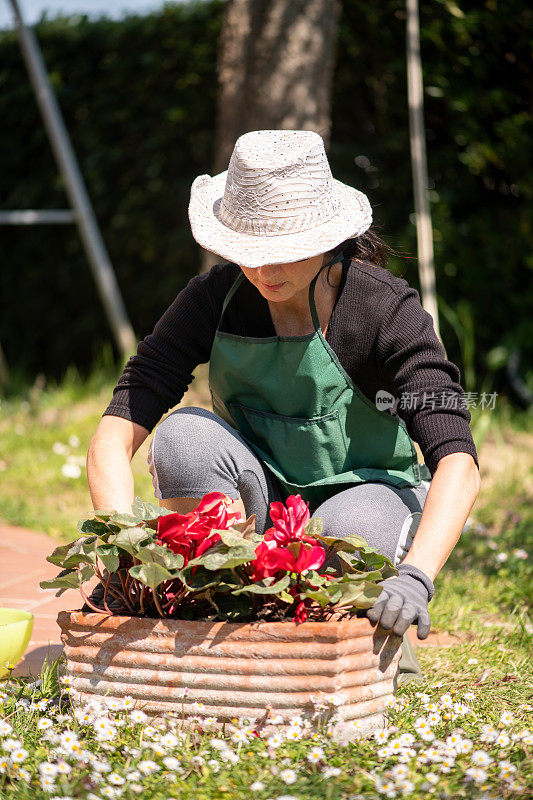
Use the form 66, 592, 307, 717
188, 170, 372, 268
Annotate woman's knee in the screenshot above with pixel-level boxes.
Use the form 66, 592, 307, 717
152, 407, 225, 459
147, 407, 241, 500
312, 482, 427, 566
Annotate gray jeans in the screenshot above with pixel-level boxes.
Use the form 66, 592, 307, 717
147, 407, 430, 565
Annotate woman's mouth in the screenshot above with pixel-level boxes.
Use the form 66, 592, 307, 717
259, 280, 286, 291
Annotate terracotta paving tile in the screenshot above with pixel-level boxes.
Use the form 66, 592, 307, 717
0, 522, 96, 677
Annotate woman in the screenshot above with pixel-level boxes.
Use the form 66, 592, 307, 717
87, 130, 480, 661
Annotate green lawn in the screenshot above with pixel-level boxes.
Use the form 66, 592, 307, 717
0, 362, 211, 540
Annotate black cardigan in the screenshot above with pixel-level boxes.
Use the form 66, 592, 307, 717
103, 256, 479, 477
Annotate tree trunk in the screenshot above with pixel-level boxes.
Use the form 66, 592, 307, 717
200, 0, 341, 272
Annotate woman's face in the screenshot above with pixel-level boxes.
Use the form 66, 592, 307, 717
239, 252, 332, 303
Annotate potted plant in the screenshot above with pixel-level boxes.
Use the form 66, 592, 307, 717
42, 493, 402, 741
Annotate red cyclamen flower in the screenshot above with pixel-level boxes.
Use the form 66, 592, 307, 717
266, 494, 320, 548
251, 540, 325, 581
157, 492, 243, 565
294, 601, 308, 624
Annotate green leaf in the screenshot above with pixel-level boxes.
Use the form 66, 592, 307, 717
315, 534, 368, 552
304, 517, 323, 537
359, 550, 396, 572
332, 580, 383, 609
96, 544, 121, 573
329, 588, 342, 603
187, 540, 257, 571
135, 541, 184, 570
278, 590, 294, 604
216, 527, 265, 549
179, 565, 237, 593
91, 509, 116, 522
232, 574, 291, 595
230, 514, 256, 539
47, 536, 98, 568
381, 564, 399, 580
128, 562, 172, 589
337, 552, 367, 575
46, 541, 79, 567
216, 529, 246, 548
212, 592, 253, 621
68, 537, 99, 567
76, 518, 111, 537
108, 512, 144, 529
340, 568, 383, 583
302, 588, 331, 608
131, 497, 174, 521
40, 565, 94, 596
305, 570, 328, 586
108, 527, 154, 556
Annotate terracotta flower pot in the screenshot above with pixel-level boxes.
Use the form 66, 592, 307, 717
57, 610, 401, 740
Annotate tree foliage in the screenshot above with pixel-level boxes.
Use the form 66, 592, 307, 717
0, 0, 531, 390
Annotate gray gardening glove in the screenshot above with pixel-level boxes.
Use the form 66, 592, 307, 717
366, 563, 434, 640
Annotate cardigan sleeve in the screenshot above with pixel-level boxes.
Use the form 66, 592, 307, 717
101, 265, 228, 432
375, 282, 479, 476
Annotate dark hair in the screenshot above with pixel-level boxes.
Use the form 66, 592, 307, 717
325, 224, 401, 282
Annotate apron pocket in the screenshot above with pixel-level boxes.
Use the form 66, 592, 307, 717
226, 402, 349, 487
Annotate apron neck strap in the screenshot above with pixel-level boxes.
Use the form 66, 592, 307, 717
308, 249, 346, 331
220, 250, 346, 332
219, 271, 246, 324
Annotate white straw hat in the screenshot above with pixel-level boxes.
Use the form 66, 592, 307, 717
188, 129, 372, 268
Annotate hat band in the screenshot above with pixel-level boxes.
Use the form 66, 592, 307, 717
215, 194, 341, 237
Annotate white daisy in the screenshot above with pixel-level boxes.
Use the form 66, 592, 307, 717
307, 746, 325, 763
465, 766, 487, 783
322, 766, 342, 778
396, 779, 415, 795
10, 748, 28, 763
494, 731, 510, 747
2, 738, 22, 752
162, 756, 181, 771
284, 726, 303, 741
39, 762, 59, 776
279, 768, 298, 784
129, 709, 148, 724
107, 773, 125, 785
137, 760, 160, 775
471, 750, 492, 767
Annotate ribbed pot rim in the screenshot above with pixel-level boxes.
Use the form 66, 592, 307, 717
57, 609, 383, 636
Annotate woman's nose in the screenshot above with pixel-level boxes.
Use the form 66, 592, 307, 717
257, 267, 282, 283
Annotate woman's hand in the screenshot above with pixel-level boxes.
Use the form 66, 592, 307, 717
366, 563, 433, 639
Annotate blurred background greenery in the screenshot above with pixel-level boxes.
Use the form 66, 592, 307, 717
0, 0, 531, 402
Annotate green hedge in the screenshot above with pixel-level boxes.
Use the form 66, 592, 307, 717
1, 0, 531, 391
0, 1, 223, 377
331, 0, 532, 394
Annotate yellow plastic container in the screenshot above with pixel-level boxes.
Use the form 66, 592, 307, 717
0, 609, 34, 677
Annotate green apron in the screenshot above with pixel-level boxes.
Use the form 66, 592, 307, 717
208, 251, 424, 512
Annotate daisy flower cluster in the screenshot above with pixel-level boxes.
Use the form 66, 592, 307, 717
0, 667, 531, 800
